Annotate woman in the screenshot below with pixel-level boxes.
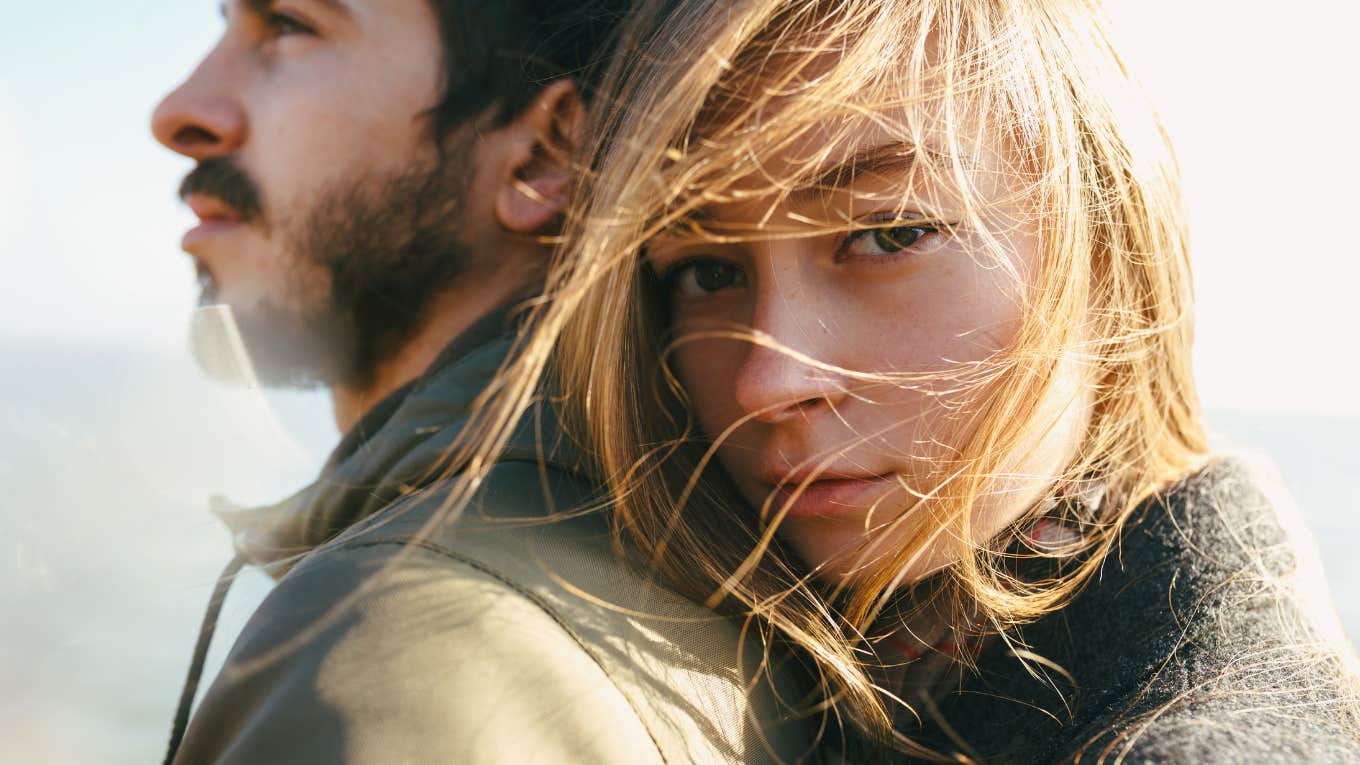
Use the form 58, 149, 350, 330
463, 0, 1360, 760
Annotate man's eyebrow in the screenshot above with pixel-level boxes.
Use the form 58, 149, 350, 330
787, 142, 924, 201
222, 0, 353, 21
300, 0, 354, 16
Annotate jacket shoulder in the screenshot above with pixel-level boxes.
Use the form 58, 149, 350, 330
175, 540, 666, 764
333, 459, 807, 763
181, 460, 806, 764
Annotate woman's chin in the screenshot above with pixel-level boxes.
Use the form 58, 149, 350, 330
782, 513, 952, 588
806, 549, 952, 589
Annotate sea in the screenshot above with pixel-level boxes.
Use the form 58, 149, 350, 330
2, 341, 1356, 764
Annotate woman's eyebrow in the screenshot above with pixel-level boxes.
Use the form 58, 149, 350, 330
650, 202, 714, 235
655, 142, 931, 232
788, 142, 923, 201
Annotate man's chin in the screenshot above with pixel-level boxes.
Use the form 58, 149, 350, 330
189, 304, 255, 385
188, 302, 352, 391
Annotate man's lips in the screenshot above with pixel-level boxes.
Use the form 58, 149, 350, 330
763, 472, 896, 519
182, 194, 245, 251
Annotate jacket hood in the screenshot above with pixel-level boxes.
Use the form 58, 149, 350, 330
212, 310, 580, 575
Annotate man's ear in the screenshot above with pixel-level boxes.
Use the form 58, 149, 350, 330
493, 79, 585, 235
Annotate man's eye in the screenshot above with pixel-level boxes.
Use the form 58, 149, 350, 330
839, 222, 941, 261
268, 12, 313, 37
665, 260, 746, 298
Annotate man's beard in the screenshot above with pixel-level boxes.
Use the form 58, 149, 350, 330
183, 146, 475, 390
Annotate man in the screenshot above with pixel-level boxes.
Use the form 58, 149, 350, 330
151, 1, 806, 762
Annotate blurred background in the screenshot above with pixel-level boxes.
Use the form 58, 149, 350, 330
1, 1, 1356, 762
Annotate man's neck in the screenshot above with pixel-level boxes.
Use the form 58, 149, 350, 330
328, 272, 532, 435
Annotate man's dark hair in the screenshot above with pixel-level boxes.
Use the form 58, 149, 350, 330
425, 0, 631, 138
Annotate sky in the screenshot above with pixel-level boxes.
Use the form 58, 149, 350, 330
0, 0, 1357, 415
0, 2, 218, 349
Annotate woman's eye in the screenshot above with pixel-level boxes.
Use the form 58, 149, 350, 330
873, 226, 928, 251
666, 260, 746, 298
840, 222, 940, 261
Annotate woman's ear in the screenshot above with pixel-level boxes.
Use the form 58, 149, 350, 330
494, 79, 585, 234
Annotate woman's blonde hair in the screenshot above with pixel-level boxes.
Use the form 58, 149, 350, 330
440, 0, 1213, 753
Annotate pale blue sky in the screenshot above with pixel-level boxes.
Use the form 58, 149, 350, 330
0, 1, 218, 349
0, 1, 1357, 413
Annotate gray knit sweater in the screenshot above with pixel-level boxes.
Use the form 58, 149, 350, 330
852, 459, 1360, 764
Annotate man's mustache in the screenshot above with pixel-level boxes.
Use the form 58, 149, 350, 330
179, 157, 264, 224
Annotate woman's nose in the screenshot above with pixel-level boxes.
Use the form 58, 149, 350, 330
731, 265, 848, 423
732, 337, 849, 423
150, 47, 247, 161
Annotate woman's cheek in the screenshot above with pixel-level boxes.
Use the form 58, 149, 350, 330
673, 333, 742, 435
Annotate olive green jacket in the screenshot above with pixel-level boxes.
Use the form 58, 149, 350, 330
172, 315, 808, 764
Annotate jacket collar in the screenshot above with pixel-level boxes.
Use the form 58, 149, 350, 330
212, 307, 577, 575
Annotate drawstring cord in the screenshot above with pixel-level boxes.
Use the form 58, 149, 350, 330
163, 553, 248, 765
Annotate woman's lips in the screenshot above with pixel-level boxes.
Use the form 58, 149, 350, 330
765, 474, 895, 519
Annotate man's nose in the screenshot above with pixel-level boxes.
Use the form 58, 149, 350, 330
150, 48, 247, 160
